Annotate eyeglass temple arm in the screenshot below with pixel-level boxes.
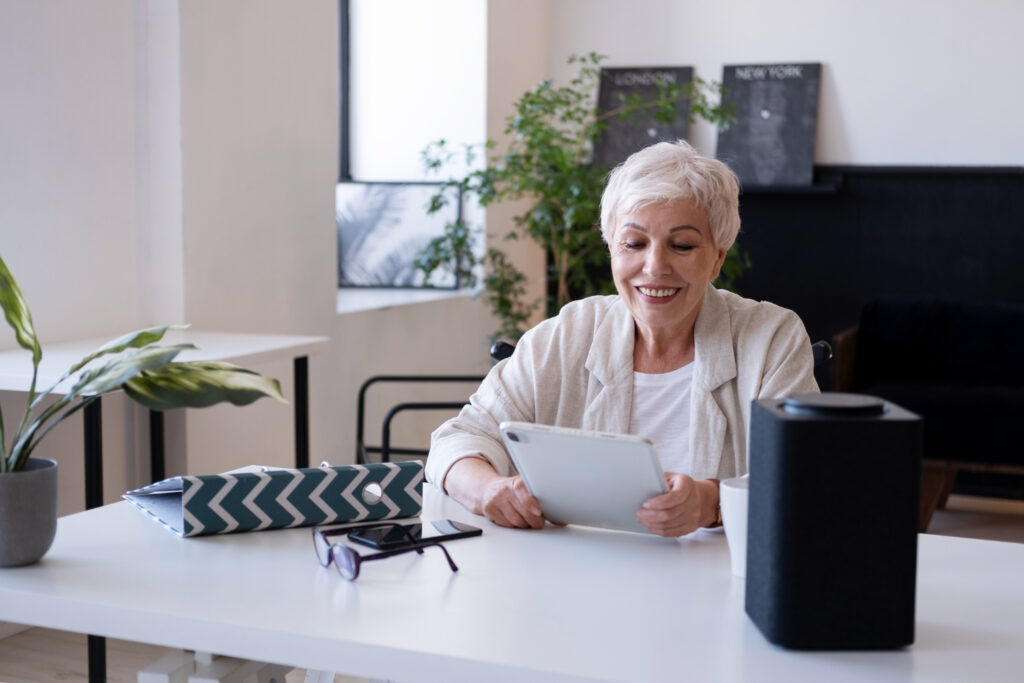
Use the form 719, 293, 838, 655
365, 542, 459, 573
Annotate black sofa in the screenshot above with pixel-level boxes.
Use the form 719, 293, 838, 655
833, 296, 1024, 530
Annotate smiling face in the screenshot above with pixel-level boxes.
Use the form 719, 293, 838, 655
610, 199, 728, 345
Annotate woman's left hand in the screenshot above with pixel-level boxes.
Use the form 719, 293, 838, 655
638, 474, 719, 537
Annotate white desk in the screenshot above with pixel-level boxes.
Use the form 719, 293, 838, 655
0, 331, 328, 506
1, 486, 1024, 682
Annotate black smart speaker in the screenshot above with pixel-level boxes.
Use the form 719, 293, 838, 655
745, 393, 921, 649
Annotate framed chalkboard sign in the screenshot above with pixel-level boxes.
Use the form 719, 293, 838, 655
593, 66, 694, 169
715, 63, 822, 187
336, 181, 463, 289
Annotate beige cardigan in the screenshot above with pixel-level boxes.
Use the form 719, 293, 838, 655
425, 285, 819, 489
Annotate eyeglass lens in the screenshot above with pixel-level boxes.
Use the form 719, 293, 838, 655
332, 544, 358, 580
314, 536, 330, 567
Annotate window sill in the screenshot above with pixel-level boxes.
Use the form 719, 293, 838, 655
336, 288, 473, 315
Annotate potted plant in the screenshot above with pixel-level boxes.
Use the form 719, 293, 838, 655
416, 53, 747, 341
0, 253, 285, 566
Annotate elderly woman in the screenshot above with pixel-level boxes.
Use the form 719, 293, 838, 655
425, 140, 818, 537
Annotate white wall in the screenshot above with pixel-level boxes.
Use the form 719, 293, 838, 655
170, 0, 340, 475
178, 0, 337, 336
484, 0, 552, 328
136, 0, 186, 326
546, 0, 1024, 165
0, 0, 141, 342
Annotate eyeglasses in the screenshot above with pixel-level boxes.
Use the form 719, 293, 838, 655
312, 522, 459, 581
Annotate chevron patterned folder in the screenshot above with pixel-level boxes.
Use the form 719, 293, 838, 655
123, 461, 424, 537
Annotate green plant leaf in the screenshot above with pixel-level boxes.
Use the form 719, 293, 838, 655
71, 325, 185, 376
1, 254, 43, 468
0, 254, 41, 366
7, 344, 196, 469
30, 325, 188, 412
68, 344, 195, 399
123, 361, 286, 411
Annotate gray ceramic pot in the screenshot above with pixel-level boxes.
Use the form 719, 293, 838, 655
0, 458, 58, 567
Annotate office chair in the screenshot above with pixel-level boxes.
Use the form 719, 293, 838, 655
354, 343, 510, 464
355, 375, 483, 464
811, 340, 832, 367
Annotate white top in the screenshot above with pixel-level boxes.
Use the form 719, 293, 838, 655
2, 487, 1023, 682
629, 363, 693, 474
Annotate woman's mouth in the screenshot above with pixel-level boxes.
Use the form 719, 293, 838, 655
637, 286, 680, 299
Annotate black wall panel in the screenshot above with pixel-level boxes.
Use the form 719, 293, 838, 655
733, 167, 1024, 351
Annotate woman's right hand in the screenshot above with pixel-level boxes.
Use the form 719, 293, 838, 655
443, 457, 545, 529
480, 475, 545, 529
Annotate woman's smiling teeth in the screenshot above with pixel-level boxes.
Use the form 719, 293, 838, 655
638, 286, 679, 298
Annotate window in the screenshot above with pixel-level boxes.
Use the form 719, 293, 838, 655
337, 0, 485, 303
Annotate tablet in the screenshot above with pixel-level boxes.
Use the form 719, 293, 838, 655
499, 421, 668, 534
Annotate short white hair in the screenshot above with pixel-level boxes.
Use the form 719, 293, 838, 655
599, 140, 741, 250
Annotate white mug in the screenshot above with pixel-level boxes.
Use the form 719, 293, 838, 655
720, 475, 749, 578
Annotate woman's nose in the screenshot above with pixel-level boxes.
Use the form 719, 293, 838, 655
643, 245, 672, 276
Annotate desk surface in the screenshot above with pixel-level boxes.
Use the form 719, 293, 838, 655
1, 487, 1023, 682
0, 330, 328, 394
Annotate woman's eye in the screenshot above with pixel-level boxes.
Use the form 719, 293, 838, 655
673, 244, 695, 252
623, 241, 645, 250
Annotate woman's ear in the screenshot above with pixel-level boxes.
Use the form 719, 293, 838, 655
711, 246, 728, 281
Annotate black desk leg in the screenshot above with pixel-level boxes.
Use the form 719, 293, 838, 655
83, 400, 107, 683
294, 355, 309, 469
88, 634, 106, 683
149, 410, 165, 483
83, 398, 103, 510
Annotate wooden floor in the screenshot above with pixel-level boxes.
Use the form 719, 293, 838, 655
2, 493, 1023, 683
0, 629, 173, 683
